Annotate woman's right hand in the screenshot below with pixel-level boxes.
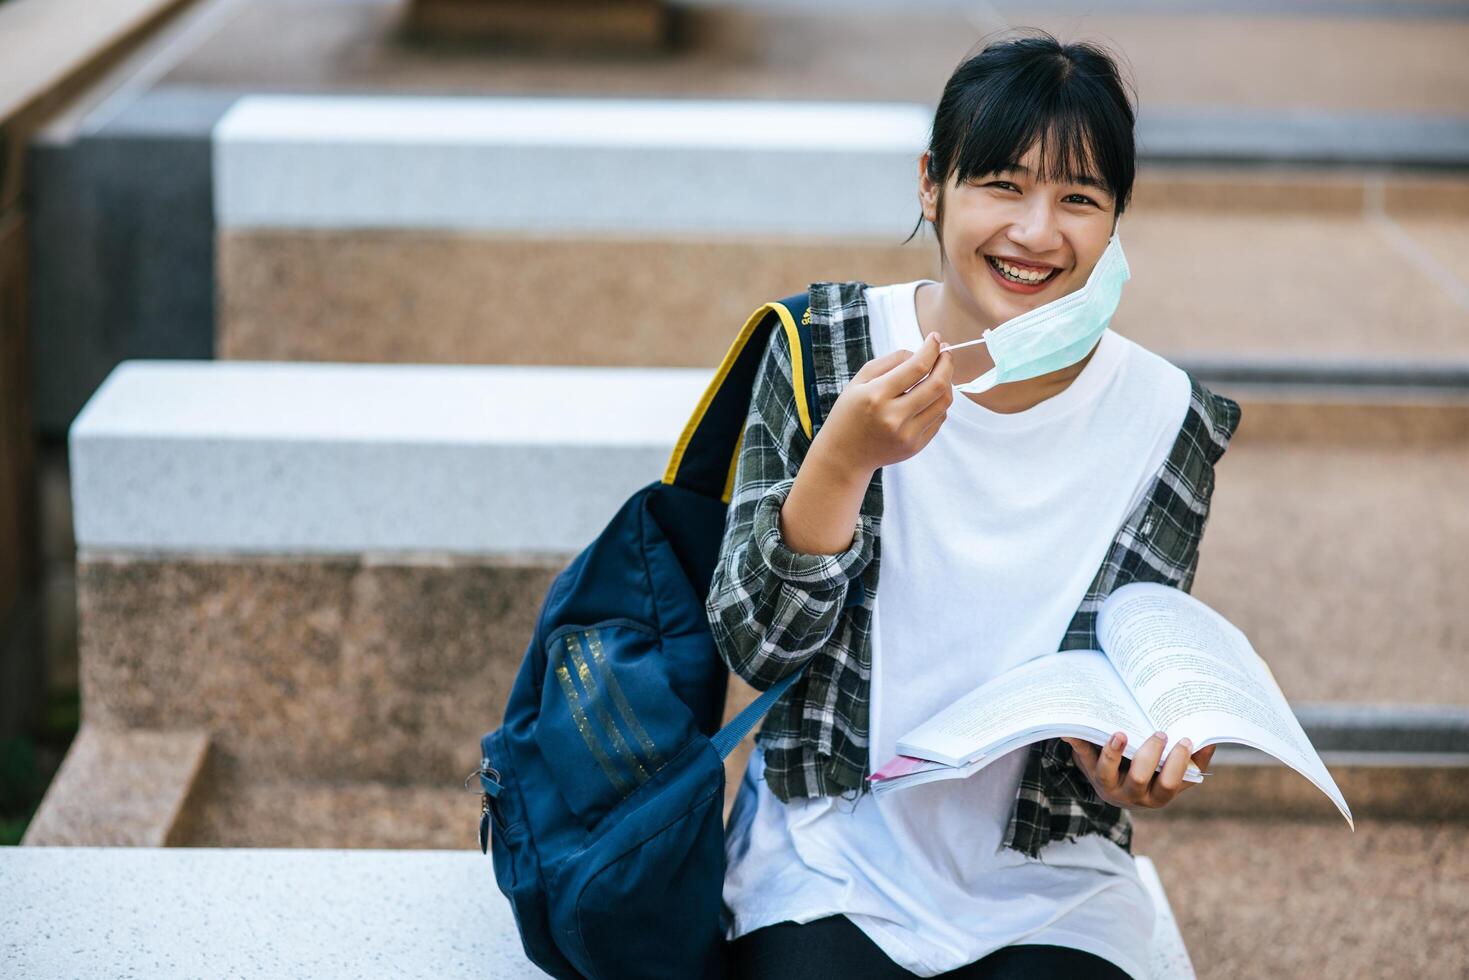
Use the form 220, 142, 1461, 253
814, 331, 954, 478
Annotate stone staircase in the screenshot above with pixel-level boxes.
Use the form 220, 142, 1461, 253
13, 1, 1469, 977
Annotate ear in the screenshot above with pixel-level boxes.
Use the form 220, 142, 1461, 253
918, 152, 939, 223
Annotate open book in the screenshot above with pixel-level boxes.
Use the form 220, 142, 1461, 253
869, 583, 1353, 829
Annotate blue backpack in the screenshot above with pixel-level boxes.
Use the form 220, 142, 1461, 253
474, 291, 826, 979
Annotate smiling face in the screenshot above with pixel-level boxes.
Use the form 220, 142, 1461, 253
919, 139, 1119, 331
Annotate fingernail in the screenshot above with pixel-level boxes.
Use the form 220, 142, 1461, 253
1154, 731, 1167, 741
1180, 738, 1193, 752
1109, 733, 1123, 750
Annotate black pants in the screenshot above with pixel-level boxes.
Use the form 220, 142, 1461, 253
729, 914, 1133, 980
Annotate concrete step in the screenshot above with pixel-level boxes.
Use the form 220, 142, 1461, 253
206, 95, 1469, 372
70, 361, 1469, 708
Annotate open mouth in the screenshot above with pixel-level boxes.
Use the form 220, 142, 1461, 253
985, 254, 1061, 287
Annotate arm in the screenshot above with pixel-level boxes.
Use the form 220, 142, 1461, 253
704, 325, 876, 690
705, 321, 954, 690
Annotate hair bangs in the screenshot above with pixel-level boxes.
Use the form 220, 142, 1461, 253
949, 82, 1120, 200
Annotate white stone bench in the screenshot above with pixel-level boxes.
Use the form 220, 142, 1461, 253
214, 95, 932, 236
0, 847, 1194, 978
71, 359, 710, 555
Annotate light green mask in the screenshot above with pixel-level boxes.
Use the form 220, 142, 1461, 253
945, 229, 1130, 394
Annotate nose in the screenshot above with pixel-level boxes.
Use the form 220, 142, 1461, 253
1007, 198, 1063, 258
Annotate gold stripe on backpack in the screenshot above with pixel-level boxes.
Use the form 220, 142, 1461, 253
566, 633, 651, 786
584, 629, 665, 773
553, 654, 634, 796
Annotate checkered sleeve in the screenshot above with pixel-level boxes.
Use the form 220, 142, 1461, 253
705, 321, 876, 691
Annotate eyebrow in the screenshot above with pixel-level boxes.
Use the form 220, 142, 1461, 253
998, 163, 1111, 194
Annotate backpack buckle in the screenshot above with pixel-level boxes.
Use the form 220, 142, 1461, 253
464, 760, 503, 797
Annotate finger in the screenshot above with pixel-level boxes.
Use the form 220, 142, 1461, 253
853, 349, 911, 383
1094, 731, 1126, 792
1062, 737, 1100, 773
1152, 737, 1193, 799
1124, 731, 1167, 800
898, 356, 953, 424
901, 351, 955, 409
1061, 738, 1105, 799
904, 389, 951, 446
876, 332, 943, 398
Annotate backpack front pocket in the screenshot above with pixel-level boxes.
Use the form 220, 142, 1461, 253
535, 620, 697, 830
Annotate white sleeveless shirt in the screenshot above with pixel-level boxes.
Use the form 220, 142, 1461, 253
721, 279, 1192, 979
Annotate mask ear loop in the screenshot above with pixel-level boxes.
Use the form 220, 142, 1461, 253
939, 329, 990, 355
940, 329, 998, 393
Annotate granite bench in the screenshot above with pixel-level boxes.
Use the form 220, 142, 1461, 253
0, 847, 1195, 978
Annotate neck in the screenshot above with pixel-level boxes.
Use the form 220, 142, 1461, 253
915, 279, 1096, 415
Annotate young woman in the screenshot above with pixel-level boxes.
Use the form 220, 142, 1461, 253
705, 32, 1239, 980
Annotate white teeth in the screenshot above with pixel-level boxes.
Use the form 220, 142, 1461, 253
988, 255, 1055, 284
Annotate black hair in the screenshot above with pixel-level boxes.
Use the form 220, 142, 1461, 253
905, 31, 1137, 251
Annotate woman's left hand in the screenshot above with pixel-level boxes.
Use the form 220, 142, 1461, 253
1060, 732, 1217, 810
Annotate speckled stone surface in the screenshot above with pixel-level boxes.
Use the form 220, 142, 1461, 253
217, 232, 938, 366
0, 845, 1194, 979
150, 708, 755, 850
166, 764, 490, 850
0, 847, 547, 979
1132, 814, 1469, 980
1112, 210, 1469, 360
21, 725, 209, 847
69, 360, 703, 554
1204, 394, 1469, 448
216, 203, 1469, 368
83, 672, 770, 849
1161, 753, 1469, 822
215, 96, 933, 235
77, 554, 559, 783
1190, 437, 1469, 706
1135, 856, 1196, 980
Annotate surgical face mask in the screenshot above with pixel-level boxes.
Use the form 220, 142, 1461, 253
941, 230, 1130, 394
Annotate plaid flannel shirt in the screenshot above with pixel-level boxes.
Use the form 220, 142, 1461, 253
705, 281, 1242, 858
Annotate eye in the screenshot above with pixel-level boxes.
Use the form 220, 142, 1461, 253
983, 180, 1021, 192
1065, 193, 1099, 206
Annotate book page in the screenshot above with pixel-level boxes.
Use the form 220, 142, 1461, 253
895, 650, 1155, 768
1098, 582, 1352, 827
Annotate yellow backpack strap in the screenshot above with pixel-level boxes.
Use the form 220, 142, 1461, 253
663, 293, 814, 502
